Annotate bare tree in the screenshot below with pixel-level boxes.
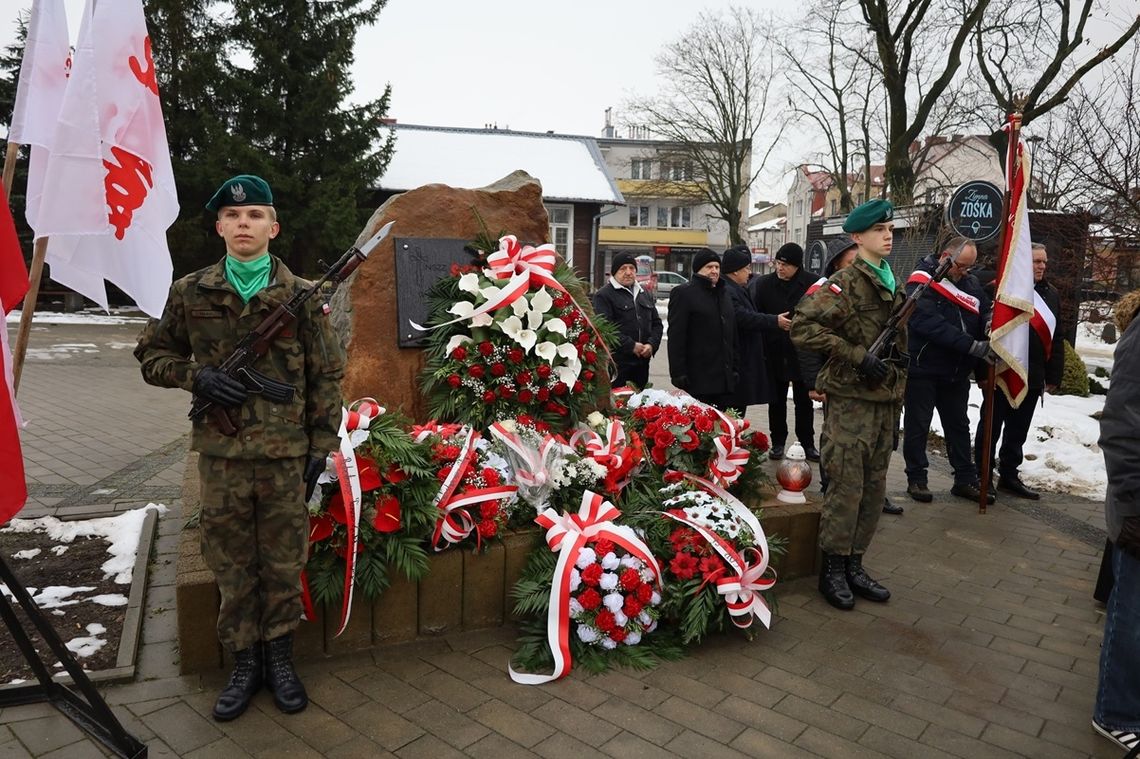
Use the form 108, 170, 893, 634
625, 7, 783, 244
975, 0, 1140, 159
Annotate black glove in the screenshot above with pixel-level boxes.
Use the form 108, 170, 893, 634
192, 366, 247, 408
303, 456, 325, 502
859, 353, 888, 382
968, 340, 996, 364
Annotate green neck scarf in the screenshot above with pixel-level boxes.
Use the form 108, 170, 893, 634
861, 255, 896, 293
225, 254, 272, 303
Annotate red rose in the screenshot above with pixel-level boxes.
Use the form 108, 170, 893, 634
482, 390, 496, 404
572, 381, 584, 394
749, 431, 770, 452
609, 628, 627, 643
508, 348, 524, 363
577, 588, 601, 610
553, 382, 568, 396
536, 364, 552, 379
594, 610, 616, 633
622, 597, 642, 618
535, 421, 551, 433
447, 374, 462, 388
669, 552, 698, 580
477, 520, 498, 538
593, 539, 615, 557
650, 445, 667, 466
654, 429, 676, 448
635, 583, 653, 604
490, 362, 506, 377
482, 467, 501, 486
560, 314, 575, 327
576, 332, 590, 346
515, 371, 532, 385
581, 563, 603, 586
537, 387, 550, 401
478, 341, 494, 357
498, 385, 513, 399
694, 415, 714, 433
620, 568, 641, 590
583, 350, 597, 363
480, 501, 500, 519
468, 365, 485, 379
553, 295, 571, 308
583, 370, 595, 381
679, 429, 700, 451
517, 389, 534, 403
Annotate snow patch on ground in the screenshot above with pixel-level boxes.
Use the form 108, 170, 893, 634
12, 548, 41, 560
88, 594, 129, 607
2, 504, 167, 583
5, 309, 147, 326
66, 624, 108, 658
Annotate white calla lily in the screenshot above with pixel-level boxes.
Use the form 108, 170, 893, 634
514, 329, 538, 352
556, 343, 580, 361
530, 287, 554, 315
535, 341, 559, 362
501, 316, 538, 353
543, 318, 568, 337
471, 312, 493, 327
445, 335, 472, 355
555, 365, 581, 386
510, 296, 530, 318
526, 307, 545, 331
457, 272, 482, 295
448, 301, 492, 327
480, 284, 504, 302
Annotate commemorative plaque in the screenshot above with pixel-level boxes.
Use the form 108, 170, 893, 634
807, 240, 828, 276
945, 180, 1003, 241
394, 237, 478, 348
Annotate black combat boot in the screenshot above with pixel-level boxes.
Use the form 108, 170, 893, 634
818, 552, 855, 610
213, 644, 263, 721
845, 554, 890, 602
264, 633, 308, 714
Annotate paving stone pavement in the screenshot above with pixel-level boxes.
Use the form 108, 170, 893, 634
0, 317, 1122, 758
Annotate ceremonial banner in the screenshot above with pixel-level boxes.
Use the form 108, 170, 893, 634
32, 0, 177, 317
0, 185, 29, 524
991, 137, 1035, 407
10, 0, 71, 234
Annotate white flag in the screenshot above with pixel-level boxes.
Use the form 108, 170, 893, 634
992, 138, 1035, 407
10, 0, 71, 233
34, 0, 178, 318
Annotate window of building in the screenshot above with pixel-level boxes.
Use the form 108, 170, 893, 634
630, 159, 651, 179
629, 206, 650, 227
795, 199, 804, 217
547, 205, 573, 259
657, 206, 668, 228
830, 199, 837, 215
657, 206, 692, 228
660, 161, 694, 180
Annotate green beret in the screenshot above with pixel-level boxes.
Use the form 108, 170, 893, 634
205, 174, 273, 212
842, 198, 894, 233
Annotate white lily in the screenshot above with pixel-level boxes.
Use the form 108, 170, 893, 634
501, 316, 538, 353
556, 343, 580, 362
480, 284, 504, 302
445, 334, 472, 356
543, 318, 568, 337
526, 306, 545, 331
555, 365, 581, 386
457, 272, 482, 295
510, 296, 530, 318
530, 287, 554, 315
535, 341, 559, 363
448, 301, 492, 327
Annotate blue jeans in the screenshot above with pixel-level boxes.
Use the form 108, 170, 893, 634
1095, 546, 1140, 731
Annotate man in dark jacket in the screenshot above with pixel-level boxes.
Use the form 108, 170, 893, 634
593, 252, 663, 388
973, 242, 1064, 498
902, 237, 993, 504
721, 245, 774, 414
751, 242, 818, 460
668, 248, 737, 410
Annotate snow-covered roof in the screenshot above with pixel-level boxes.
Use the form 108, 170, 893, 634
378, 124, 624, 205
748, 216, 786, 232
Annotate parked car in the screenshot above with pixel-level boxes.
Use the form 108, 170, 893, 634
653, 271, 688, 298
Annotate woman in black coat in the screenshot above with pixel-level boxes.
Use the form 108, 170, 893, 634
667, 249, 737, 410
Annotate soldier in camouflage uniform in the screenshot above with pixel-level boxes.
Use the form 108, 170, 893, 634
790, 199, 906, 610
135, 175, 344, 720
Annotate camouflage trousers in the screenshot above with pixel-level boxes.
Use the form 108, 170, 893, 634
198, 455, 308, 652
818, 395, 898, 555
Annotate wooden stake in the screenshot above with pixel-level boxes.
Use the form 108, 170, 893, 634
11, 237, 49, 394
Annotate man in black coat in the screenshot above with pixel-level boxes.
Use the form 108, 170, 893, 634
973, 242, 1064, 499
751, 242, 818, 460
721, 245, 774, 414
902, 237, 994, 504
593, 252, 663, 388
668, 248, 737, 410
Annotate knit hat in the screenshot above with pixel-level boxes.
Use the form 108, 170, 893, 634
824, 237, 857, 275
206, 174, 273, 212
774, 242, 804, 269
611, 252, 637, 276
721, 245, 752, 275
842, 198, 893, 233
692, 248, 720, 275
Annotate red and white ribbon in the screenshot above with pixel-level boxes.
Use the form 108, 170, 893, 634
907, 269, 980, 314
428, 426, 518, 551
411, 420, 464, 444
662, 510, 775, 629
486, 235, 564, 292
568, 420, 639, 493
509, 491, 661, 685
707, 407, 750, 487
488, 422, 567, 490
666, 469, 764, 546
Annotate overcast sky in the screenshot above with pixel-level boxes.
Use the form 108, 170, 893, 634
4, 0, 1135, 203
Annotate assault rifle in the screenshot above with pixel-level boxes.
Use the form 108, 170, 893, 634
862, 239, 969, 387
189, 220, 395, 435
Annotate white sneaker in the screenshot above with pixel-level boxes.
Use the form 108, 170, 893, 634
1092, 719, 1140, 752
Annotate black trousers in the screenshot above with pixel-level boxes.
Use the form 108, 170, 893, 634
615, 361, 650, 390
974, 386, 1041, 479
693, 392, 734, 413
766, 370, 815, 449
903, 376, 976, 486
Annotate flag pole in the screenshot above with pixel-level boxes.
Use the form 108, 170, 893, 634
0, 144, 49, 396
979, 94, 1027, 514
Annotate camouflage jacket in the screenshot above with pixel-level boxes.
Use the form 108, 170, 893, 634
790, 256, 907, 404
135, 256, 345, 459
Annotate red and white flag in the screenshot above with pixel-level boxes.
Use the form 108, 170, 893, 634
32, 0, 177, 318
991, 137, 1036, 407
1, 185, 29, 524
10, 0, 71, 235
